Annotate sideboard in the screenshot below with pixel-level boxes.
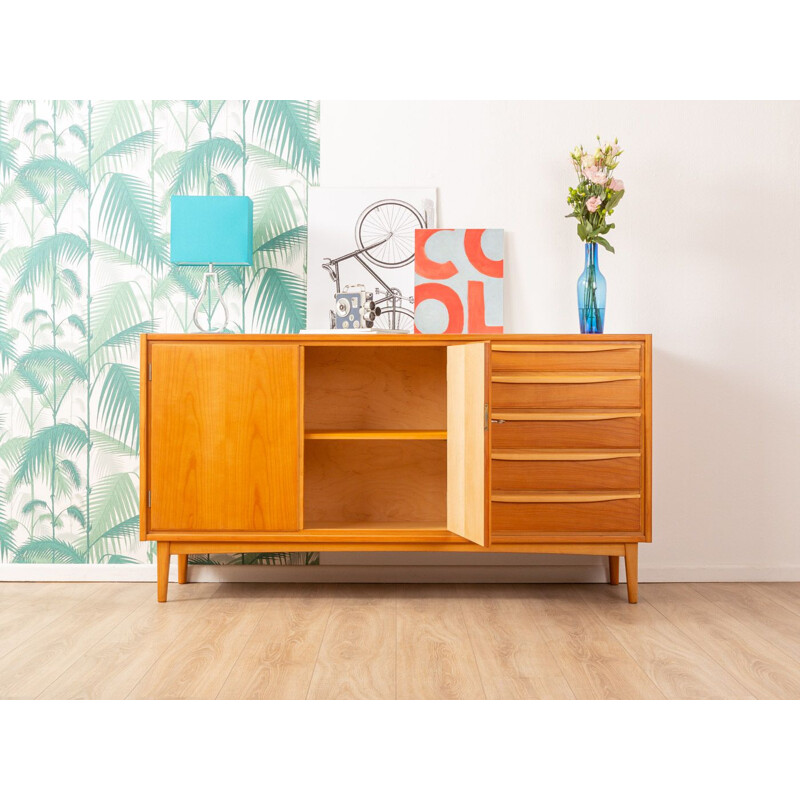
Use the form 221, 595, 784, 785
140, 334, 652, 602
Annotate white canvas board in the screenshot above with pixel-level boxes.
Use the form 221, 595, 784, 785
306, 187, 437, 331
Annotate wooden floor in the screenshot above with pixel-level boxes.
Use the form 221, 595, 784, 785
1, 581, 800, 699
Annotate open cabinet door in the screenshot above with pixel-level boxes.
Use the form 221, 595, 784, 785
447, 343, 488, 545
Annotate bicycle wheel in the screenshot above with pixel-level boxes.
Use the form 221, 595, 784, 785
372, 302, 415, 332
355, 199, 425, 269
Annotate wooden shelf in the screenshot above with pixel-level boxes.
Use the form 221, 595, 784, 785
305, 430, 447, 440
492, 491, 641, 503
492, 449, 640, 461
491, 409, 641, 421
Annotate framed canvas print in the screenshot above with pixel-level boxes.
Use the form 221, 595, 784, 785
306, 187, 437, 331
414, 228, 504, 333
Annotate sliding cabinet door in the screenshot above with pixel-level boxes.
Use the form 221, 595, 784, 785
148, 343, 301, 532
447, 342, 489, 545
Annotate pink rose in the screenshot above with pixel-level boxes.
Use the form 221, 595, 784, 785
609, 178, 625, 192
586, 196, 603, 213
583, 166, 608, 185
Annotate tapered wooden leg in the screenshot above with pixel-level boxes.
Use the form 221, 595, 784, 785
157, 542, 171, 603
624, 543, 638, 604
177, 554, 188, 584
609, 555, 620, 585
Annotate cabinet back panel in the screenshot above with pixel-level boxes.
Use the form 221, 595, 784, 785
491, 417, 641, 449
304, 346, 446, 431
304, 439, 447, 526
492, 458, 641, 491
149, 343, 300, 531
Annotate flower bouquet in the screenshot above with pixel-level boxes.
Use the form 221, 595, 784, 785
566, 137, 625, 333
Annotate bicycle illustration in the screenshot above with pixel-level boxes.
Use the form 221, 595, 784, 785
321, 199, 427, 331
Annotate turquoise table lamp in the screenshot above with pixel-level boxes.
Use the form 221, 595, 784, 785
170, 196, 253, 332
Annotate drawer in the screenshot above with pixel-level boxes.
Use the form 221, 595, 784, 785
492, 494, 641, 534
492, 374, 641, 409
492, 453, 641, 491
491, 414, 641, 449
492, 343, 641, 372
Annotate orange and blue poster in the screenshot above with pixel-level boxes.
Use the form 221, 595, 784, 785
414, 229, 504, 333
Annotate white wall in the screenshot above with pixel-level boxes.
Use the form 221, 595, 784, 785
320, 101, 800, 580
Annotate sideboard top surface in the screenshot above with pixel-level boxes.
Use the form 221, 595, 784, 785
142, 333, 652, 344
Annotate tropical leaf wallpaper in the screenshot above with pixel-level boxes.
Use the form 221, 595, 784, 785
0, 100, 320, 566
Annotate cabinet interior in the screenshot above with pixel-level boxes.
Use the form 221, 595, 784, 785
303, 345, 449, 529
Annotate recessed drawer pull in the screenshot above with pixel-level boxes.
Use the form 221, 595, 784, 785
492, 372, 640, 384
492, 449, 640, 462
492, 344, 639, 353
492, 491, 641, 503
491, 410, 641, 421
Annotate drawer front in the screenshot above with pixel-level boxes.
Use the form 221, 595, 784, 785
492, 497, 641, 534
492, 377, 641, 409
491, 416, 641, 449
492, 456, 641, 492
492, 343, 641, 372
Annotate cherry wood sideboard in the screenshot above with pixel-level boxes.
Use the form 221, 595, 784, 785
140, 334, 652, 602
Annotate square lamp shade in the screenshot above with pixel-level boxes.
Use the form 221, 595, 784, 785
170, 196, 253, 265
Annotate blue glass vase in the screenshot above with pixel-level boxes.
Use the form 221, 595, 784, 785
577, 242, 606, 333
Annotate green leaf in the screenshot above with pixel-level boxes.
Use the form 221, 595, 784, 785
252, 100, 319, 182
606, 189, 625, 211
170, 136, 244, 195
59, 458, 82, 489
13, 422, 88, 486
595, 236, 615, 253
90, 281, 148, 360
90, 429, 137, 458
17, 345, 88, 386
92, 101, 144, 165
66, 505, 86, 527
251, 268, 306, 333
21, 499, 49, 515
255, 225, 307, 268
16, 155, 88, 198
97, 364, 140, 449
66, 314, 87, 337
13, 536, 85, 563
89, 473, 138, 554
89, 515, 139, 558
12, 232, 89, 297
95, 129, 155, 168
99, 173, 164, 269
213, 173, 237, 196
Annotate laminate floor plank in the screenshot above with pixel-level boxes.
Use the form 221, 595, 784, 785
307, 584, 396, 700
574, 585, 754, 699
0, 582, 105, 660
396, 584, 484, 700
519, 584, 665, 699
0, 582, 52, 610
5, 581, 800, 700
750, 582, 800, 615
645, 583, 800, 699
128, 583, 271, 700
456, 584, 575, 699
0, 583, 151, 699
39, 583, 220, 700
692, 582, 800, 665
218, 584, 335, 700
